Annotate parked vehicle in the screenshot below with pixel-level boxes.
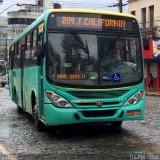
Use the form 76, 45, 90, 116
0, 60, 7, 87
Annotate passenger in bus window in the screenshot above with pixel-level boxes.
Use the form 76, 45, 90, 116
86, 62, 94, 72
101, 47, 121, 66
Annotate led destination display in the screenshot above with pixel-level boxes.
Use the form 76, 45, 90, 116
48, 13, 139, 32
60, 16, 126, 28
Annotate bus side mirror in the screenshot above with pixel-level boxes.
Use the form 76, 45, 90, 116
37, 41, 43, 57
143, 37, 150, 50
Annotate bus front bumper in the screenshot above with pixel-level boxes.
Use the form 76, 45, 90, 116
43, 99, 145, 126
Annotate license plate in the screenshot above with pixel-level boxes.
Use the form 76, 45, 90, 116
126, 110, 141, 116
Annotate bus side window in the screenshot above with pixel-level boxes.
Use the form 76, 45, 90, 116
30, 29, 38, 66
10, 46, 15, 69
25, 34, 31, 67
17, 42, 21, 68
37, 30, 44, 63
30, 32, 33, 48
9, 49, 11, 69
13, 44, 18, 68
38, 32, 43, 46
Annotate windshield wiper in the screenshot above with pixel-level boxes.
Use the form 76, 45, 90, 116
71, 31, 89, 55
101, 32, 122, 62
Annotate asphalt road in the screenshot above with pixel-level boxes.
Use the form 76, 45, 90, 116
0, 87, 160, 160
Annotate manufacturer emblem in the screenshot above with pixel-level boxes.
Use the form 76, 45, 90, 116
97, 101, 103, 107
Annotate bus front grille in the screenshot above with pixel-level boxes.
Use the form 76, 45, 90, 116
67, 90, 129, 99
76, 101, 120, 106
81, 110, 117, 118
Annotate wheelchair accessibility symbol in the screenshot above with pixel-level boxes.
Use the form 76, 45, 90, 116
112, 73, 121, 82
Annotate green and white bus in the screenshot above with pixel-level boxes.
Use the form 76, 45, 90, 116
9, 9, 145, 131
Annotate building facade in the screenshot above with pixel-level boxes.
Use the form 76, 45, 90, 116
128, 0, 160, 90
7, 0, 53, 40
0, 15, 8, 60
7, 5, 43, 40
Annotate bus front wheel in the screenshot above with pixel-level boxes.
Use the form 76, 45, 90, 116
33, 104, 45, 131
17, 106, 24, 113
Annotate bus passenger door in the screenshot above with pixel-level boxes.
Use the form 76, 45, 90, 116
37, 32, 44, 118
9, 48, 14, 97
21, 45, 25, 110
14, 43, 23, 108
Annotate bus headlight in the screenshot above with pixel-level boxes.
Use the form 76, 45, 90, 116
123, 90, 144, 107
46, 91, 73, 108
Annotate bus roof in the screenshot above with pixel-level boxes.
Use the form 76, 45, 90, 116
9, 9, 135, 47
50, 9, 135, 18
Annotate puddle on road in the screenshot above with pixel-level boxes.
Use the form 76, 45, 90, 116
0, 116, 21, 138
0, 121, 9, 138
92, 138, 160, 156
90, 126, 160, 155
141, 143, 160, 154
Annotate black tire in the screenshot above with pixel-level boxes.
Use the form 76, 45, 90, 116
14, 89, 23, 113
13, 88, 17, 103
33, 104, 45, 131
17, 105, 24, 113
110, 121, 123, 128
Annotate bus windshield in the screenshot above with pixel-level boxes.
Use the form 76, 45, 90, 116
46, 32, 143, 88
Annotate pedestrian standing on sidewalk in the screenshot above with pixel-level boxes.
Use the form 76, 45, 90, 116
149, 72, 154, 89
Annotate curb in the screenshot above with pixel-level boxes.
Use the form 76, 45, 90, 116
146, 93, 160, 97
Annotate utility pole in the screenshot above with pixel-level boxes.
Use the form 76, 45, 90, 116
118, 0, 123, 13
108, 0, 127, 13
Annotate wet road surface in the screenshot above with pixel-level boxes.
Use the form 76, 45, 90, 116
0, 87, 160, 160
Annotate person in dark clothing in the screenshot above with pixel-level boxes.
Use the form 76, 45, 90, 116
149, 73, 154, 89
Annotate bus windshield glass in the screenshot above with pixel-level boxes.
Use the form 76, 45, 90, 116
46, 32, 143, 88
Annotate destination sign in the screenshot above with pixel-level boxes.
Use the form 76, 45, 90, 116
59, 16, 126, 28
56, 73, 86, 80
48, 13, 138, 32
